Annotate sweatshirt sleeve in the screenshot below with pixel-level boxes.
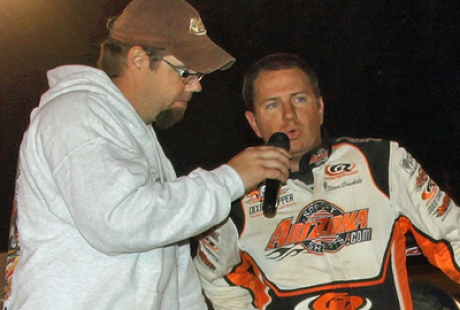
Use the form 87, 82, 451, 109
49, 138, 244, 254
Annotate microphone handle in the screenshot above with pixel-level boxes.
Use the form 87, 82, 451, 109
263, 178, 280, 217
262, 132, 290, 218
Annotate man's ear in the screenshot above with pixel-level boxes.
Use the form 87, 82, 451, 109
318, 96, 325, 125
245, 110, 262, 138
127, 46, 147, 70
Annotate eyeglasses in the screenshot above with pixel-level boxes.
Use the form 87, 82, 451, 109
161, 59, 205, 85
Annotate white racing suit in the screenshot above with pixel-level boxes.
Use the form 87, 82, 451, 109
194, 136, 460, 309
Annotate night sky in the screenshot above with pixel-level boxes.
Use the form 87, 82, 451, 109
1, 0, 459, 251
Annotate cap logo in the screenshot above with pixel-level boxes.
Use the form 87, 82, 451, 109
190, 18, 207, 36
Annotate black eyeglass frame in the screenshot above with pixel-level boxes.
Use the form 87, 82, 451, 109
161, 59, 205, 84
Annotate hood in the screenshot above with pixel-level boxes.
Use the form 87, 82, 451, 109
34, 65, 142, 126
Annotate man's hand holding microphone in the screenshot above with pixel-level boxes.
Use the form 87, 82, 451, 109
227, 132, 290, 217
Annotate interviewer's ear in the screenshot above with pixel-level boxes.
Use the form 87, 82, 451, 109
127, 46, 147, 70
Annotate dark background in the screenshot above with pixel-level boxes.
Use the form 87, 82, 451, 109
1, 0, 459, 252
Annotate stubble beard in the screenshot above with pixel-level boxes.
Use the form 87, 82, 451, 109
154, 106, 186, 129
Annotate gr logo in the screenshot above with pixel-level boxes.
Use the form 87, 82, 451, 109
325, 163, 356, 177
297, 292, 372, 310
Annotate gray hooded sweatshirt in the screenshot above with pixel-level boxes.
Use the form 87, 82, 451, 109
5, 65, 243, 309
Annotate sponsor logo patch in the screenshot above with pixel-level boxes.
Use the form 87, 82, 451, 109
415, 167, 428, 191
309, 147, 329, 167
266, 200, 372, 255
325, 163, 358, 180
422, 179, 438, 202
297, 292, 372, 310
400, 154, 417, 175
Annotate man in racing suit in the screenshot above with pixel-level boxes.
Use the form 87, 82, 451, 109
194, 53, 460, 309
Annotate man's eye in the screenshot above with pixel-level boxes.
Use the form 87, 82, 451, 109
294, 96, 307, 103
266, 102, 277, 109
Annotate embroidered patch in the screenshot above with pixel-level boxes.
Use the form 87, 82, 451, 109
190, 18, 207, 36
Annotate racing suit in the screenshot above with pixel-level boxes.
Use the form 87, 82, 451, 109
194, 135, 460, 310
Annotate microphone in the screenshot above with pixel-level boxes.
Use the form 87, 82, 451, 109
263, 132, 290, 218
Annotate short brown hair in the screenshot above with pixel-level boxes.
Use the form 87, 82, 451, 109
97, 38, 165, 78
242, 53, 321, 112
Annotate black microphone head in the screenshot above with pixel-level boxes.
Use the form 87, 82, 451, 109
267, 132, 290, 151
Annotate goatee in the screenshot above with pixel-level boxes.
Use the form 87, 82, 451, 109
154, 106, 186, 129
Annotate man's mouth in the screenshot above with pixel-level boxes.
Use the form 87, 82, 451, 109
173, 100, 188, 108
286, 128, 301, 139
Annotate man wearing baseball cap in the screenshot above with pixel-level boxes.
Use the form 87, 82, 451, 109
4, 0, 290, 309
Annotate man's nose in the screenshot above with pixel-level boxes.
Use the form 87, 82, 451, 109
283, 102, 295, 120
186, 79, 202, 93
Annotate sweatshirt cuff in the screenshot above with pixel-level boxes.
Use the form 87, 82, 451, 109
212, 165, 245, 201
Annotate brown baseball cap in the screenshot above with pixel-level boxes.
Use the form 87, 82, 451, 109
107, 0, 235, 73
